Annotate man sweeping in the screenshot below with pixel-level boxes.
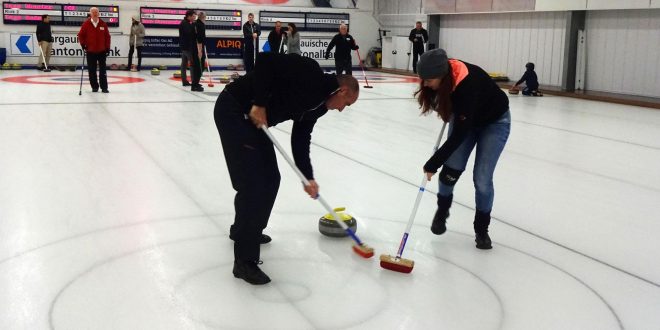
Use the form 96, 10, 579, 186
213, 53, 359, 285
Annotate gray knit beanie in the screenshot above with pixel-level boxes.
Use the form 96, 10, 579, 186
417, 48, 449, 79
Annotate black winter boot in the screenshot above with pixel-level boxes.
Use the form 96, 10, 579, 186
431, 194, 453, 235
474, 210, 492, 250
260, 234, 272, 244
233, 259, 271, 285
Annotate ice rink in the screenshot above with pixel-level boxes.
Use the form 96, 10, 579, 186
1, 69, 659, 329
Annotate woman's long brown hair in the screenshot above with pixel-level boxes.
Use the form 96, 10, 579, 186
414, 64, 453, 122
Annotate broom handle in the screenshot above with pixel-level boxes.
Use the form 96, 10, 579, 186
260, 126, 365, 246
204, 46, 212, 73
39, 43, 49, 70
355, 48, 371, 87
396, 121, 447, 258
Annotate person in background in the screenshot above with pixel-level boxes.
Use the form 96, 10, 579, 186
267, 21, 286, 54
36, 14, 53, 71
242, 13, 261, 73
284, 22, 301, 55
415, 48, 511, 250
179, 10, 203, 91
195, 11, 207, 75
128, 15, 145, 71
77, 7, 111, 93
408, 21, 428, 74
511, 62, 543, 96
213, 52, 360, 285
325, 24, 359, 75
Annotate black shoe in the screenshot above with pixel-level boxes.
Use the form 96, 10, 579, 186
475, 232, 492, 249
102, 89, 109, 93
260, 234, 271, 244
233, 260, 271, 285
431, 209, 449, 235
474, 210, 492, 249
92, 89, 99, 92
182, 82, 191, 87
191, 85, 204, 92
431, 194, 453, 235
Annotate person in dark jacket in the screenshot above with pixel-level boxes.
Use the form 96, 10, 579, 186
36, 14, 53, 71
242, 13, 261, 73
325, 24, 359, 75
415, 48, 511, 250
267, 21, 286, 54
195, 12, 207, 75
408, 21, 428, 73
179, 10, 203, 91
214, 53, 360, 285
77, 7, 111, 93
511, 62, 543, 96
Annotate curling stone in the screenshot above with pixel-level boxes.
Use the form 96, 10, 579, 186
11, 63, 22, 70
110, 63, 119, 70
130, 64, 137, 72
119, 64, 127, 71
2, 63, 11, 70
319, 207, 357, 237
236, 64, 244, 71
151, 68, 160, 75
219, 75, 231, 84
173, 70, 182, 78
508, 88, 519, 95
159, 65, 167, 70
230, 72, 240, 81
227, 64, 235, 70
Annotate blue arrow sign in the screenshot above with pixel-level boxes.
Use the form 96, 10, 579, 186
15, 35, 31, 54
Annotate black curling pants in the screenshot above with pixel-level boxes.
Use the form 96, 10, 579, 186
412, 45, 424, 73
334, 57, 352, 75
214, 91, 281, 262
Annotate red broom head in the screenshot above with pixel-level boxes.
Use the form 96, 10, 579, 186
352, 244, 374, 258
379, 254, 414, 273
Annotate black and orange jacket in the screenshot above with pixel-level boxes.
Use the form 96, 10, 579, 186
424, 59, 509, 173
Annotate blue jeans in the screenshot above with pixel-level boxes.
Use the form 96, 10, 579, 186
438, 111, 511, 213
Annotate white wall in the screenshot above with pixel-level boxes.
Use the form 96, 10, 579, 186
584, 9, 660, 98
438, 11, 568, 87
0, 0, 379, 67
375, 0, 426, 37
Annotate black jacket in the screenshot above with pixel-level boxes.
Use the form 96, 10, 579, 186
195, 19, 206, 44
242, 22, 261, 50
408, 28, 428, 49
424, 61, 509, 173
516, 69, 539, 90
224, 53, 339, 179
267, 29, 285, 53
325, 33, 358, 60
178, 19, 196, 51
36, 21, 53, 43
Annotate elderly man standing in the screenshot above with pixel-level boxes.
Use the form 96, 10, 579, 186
78, 7, 111, 93
324, 24, 359, 75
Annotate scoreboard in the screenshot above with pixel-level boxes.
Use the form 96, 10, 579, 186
140, 7, 241, 30
3, 2, 62, 24
63, 4, 119, 27
304, 13, 349, 32
259, 11, 349, 32
2, 2, 119, 27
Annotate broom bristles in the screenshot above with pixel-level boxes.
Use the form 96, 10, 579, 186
379, 254, 414, 273
352, 244, 374, 258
